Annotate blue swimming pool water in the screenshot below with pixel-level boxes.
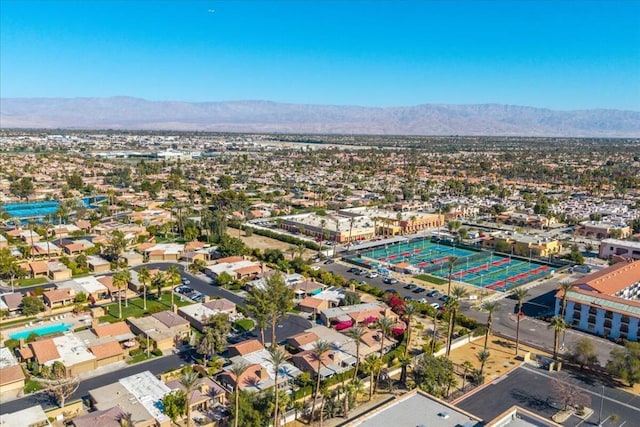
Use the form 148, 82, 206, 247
10, 323, 73, 340
1, 197, 107, 221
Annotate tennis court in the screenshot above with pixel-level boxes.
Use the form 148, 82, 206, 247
357, 238, 552, 292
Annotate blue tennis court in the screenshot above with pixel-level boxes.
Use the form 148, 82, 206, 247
358, 238, 552, 292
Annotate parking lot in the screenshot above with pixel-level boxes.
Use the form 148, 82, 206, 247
456, 365, 640, 426
319, 261, 449, 306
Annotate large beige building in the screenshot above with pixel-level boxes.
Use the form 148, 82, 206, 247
277, 208, 443, 243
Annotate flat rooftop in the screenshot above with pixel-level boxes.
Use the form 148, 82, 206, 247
348, 390, 481, 427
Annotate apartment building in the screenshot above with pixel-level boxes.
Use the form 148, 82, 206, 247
555, 260, 640, 341
599, 239, 640, 261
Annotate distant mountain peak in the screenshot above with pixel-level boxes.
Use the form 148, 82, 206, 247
1, 97, 638, 137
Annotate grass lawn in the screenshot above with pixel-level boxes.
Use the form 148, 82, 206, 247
99, 292, 191, 323
24, 379, 42, 394
414, 274, 447, 285
232, 318, 255, 332
128, 352, 155, 365
17, 277, 47, 287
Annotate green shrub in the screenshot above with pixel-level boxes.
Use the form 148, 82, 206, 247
130, 348, 144, 357
152, 348, 163, 356
4, 339, 20, 351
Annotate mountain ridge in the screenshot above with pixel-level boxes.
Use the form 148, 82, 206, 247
1, 97, 639, 137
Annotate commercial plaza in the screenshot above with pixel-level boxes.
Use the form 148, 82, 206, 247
350, 237, 556, 292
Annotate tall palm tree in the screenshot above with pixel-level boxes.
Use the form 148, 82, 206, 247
402, 302, 418, 358
138, 267, 151, 311
513, 287, 529, 355
447, 255, 458, 295
375, 316, 394, 391
167, 265, 181, 308
229, 361, 249, 427
318, 219, 327, 258
476, 350, 490, 381
547, 316, 567, 362
347, 327, 367, 380
265, 346, 288, 427
113, 269, 130, 319
461, 360, 474, 391
179, 367, 200, 427
445, 285, 468, 356
153, 271, 166, 299
362, 354, 381, 401
430, 307, 439, 355
558, 281, 573, 319
310, 340, 331, 424
481, 301, 500, 352
376, 316, 394, 357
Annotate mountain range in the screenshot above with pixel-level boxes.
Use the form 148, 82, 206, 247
1, 97, 639, 137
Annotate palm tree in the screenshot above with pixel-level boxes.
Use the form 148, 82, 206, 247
347, 327, 367, 380
117, 412, 133, 427
138, 267, 151, 311
513, 287, 529, 355
229, 361, 249, 427
558, 281, 573, 319
481, 301, 499, 352
476, 350, 490, 381
461, 360, 474, 391
547, 316, 567, 362
402, 302, 418, 358
265, 346, 288, 427
167, 265, 181, 308
153, 271, 166, 299
398, 354, 412, 385
430, 307, 439, 355
445, 285, 468, 356
318, 218, 327, 258
310, 340, 331, 424
447, 255, 458, 295
179, 367, 200, 427
362, 354, 381, 401
113, 269, 131, 319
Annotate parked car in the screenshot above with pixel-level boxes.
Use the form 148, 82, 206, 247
181, 278, 191, 285
404, 283, 418, 290
403, 296, 416, 301
383, 277, 398, 284
311, 266, 321, 271
427, 290, 440, 297
430, 302, 441, 310
439, 295, 450, 302
412, 287, 426, 294
366, 272, 379, 278
347, 267, 359, 273
324, 259, 334, 264
384, 289, 398, 294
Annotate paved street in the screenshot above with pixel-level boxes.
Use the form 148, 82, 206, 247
321, 261, 622, 366
141, 263, 312, 344
457, 365, 640, 427
1, 350, 195, 414
458, 274, 620, 365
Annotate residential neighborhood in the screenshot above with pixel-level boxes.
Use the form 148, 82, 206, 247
0, 131, 639, 427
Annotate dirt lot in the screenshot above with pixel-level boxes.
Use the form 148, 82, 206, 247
227, 227, 316, 259
448, 335, 551, 382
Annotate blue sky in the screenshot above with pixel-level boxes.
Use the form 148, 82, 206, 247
1, 0, 639, 110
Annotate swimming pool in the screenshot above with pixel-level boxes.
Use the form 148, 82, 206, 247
1, 196, 106, 222
10, 323, 73, 340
